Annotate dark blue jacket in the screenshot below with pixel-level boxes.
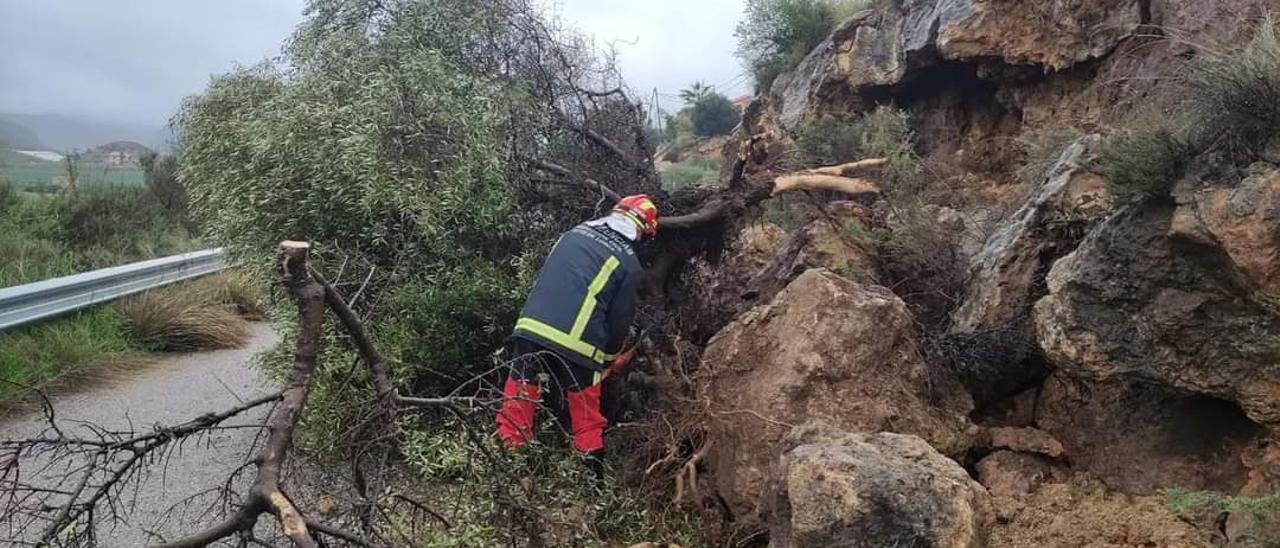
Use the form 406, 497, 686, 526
513, 223, 642, 371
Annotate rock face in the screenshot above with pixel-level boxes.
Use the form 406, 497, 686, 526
768, 425, 990, 548
770, 0, 1143, 129
951, 135, 1110, 332
1173, 163, 1280, 293
701, 269, 974, 524
1034, 205, 1280, 425
1034, 373, 1260, 494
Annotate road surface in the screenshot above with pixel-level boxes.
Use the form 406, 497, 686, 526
1, 323, 280, 546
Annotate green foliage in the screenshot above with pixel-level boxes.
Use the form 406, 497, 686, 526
691, 93, 741, 137
0, 308, 151, 406
838, 217, 878, 247
679, 81, 713, 105
662, 158, 721, 191
0, 178, 16, 213
1259, 292, 1280, 316
736, 0, 877, 89
1097, 124, 1194, 205
1097, 16, 1280, 203
177, 0, 543, 396
1187, 15, 1280, 149
0, 188, 197, 287
1164, 487, 1280, 536
141, 153, 186, 213
795, 106, 922, 193
378, 262, 524, 388
399, 427, 703, 547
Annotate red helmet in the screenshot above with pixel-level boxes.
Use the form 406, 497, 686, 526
614, 194, 659, 237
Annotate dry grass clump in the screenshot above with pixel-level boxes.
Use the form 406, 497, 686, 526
195, 271, 268, 320
117, 271, 266, 352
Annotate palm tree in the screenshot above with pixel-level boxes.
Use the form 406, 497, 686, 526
679, 81, 713, 105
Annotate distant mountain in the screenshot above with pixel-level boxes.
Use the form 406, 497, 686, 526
0, 118, 47, 150
0, 114, 169, 153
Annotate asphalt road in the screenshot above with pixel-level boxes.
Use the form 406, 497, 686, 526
1, 323, 280, 547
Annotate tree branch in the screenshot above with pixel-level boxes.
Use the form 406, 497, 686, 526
528, 158, 622, 203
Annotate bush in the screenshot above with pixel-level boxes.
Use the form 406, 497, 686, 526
795, 105, 923, 193
1097, 124, 1194, 205
376, 262, 524, 389
1188, 15, 1280, 150
399, 425, 703, 547
1096, 16, 1280, 204
877, 206, 968, 333
691, 93, 741, 136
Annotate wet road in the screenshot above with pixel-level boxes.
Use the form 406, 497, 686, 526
1, 323, 280, 547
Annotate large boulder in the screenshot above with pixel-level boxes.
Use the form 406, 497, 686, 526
768, 425, 990, 548
951, 134, 1111, 332
1034, 204, 1280, 425
1173, 163, 1280, 293
700, 269, 975, 524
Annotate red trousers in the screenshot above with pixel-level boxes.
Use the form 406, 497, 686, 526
495, 340, 606, 453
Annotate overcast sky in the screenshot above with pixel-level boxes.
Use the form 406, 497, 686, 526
0, 0, 749, 128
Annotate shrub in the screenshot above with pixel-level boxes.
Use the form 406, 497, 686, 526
375, 261, 525, 389
1096, 124, 1194, 205
795, 106, 923, 193
1187, 15, 1280, 150
141, 153, 187, 214
691, 93, 741, 136
877, 205, 968, 333
399, 425, 702, 547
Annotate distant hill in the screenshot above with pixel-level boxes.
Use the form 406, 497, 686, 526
0, 118, 47, 150
0, 114, 168, 153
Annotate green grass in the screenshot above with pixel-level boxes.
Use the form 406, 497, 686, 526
0, 186, 199, 287
2, 165, 145, 190
661, 158, 721, 191
0, 308, 152, 406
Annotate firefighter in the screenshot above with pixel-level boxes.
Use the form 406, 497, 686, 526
495, 195, 658, 462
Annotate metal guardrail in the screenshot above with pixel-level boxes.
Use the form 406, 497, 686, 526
0, 249, 226, 331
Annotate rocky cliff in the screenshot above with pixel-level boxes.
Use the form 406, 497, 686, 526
673, 0, 1280, 545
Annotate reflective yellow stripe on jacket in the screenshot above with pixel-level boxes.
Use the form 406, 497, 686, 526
516, 256, 620, 364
